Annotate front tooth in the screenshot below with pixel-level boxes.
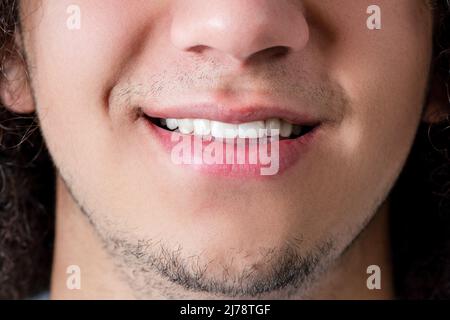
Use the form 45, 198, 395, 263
166, 119, 178, 130
238, 121, 265, 138
280, 121, 293, 138
265, 118, 281, 136
193, 119, 211, 136
178, 119, 194, 134
211, 121, 238, 139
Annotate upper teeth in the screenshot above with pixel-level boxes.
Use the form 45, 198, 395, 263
160, 118, 300, 138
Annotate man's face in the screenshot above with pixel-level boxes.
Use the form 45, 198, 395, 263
19, 0, 432, 297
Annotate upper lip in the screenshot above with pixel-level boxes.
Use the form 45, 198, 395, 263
140, 102, 323, 126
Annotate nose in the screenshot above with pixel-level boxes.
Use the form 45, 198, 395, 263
170, 0, 309, 62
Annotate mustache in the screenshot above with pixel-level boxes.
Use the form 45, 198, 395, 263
109, 62, 349, 122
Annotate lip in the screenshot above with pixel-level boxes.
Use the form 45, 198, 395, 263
139, 114, 320, 178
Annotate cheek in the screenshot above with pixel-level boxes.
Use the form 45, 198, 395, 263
291, 0, 433, 233
22, 1, 166, 175
25, 0, 166, 117
328, 0, 432, 164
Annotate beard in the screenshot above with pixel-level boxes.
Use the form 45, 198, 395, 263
101, 232, 335, 299
57, 168, 340, 299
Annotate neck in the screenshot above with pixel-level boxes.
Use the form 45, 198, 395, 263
50, 176, 394, 300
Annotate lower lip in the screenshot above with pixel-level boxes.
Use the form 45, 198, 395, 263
141, 118, 319, 177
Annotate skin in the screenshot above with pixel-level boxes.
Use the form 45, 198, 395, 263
3, 0, 439, 299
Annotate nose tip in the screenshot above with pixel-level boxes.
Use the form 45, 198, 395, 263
170, 0, 309, 62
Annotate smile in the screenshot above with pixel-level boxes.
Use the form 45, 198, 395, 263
141, 109, 321, 177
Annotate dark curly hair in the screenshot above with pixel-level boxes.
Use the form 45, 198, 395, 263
0, 0, 54, 299
0, 0, 449, 299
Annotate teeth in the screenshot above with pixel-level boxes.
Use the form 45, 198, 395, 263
211, 121, 238, 139
193, 119, 211, 136
166, 119, 178, 130
178, 119, 194, 134
280, 121, 293, 138
238, 121, 265, 138
265, 118, 281, 136
159, 118, 304, 139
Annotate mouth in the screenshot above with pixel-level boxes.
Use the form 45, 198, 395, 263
138, 103, 323, 177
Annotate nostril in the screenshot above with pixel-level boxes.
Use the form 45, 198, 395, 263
186, 45, 209, 55
245, 46, 291, 65
267, 46, 290, 59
